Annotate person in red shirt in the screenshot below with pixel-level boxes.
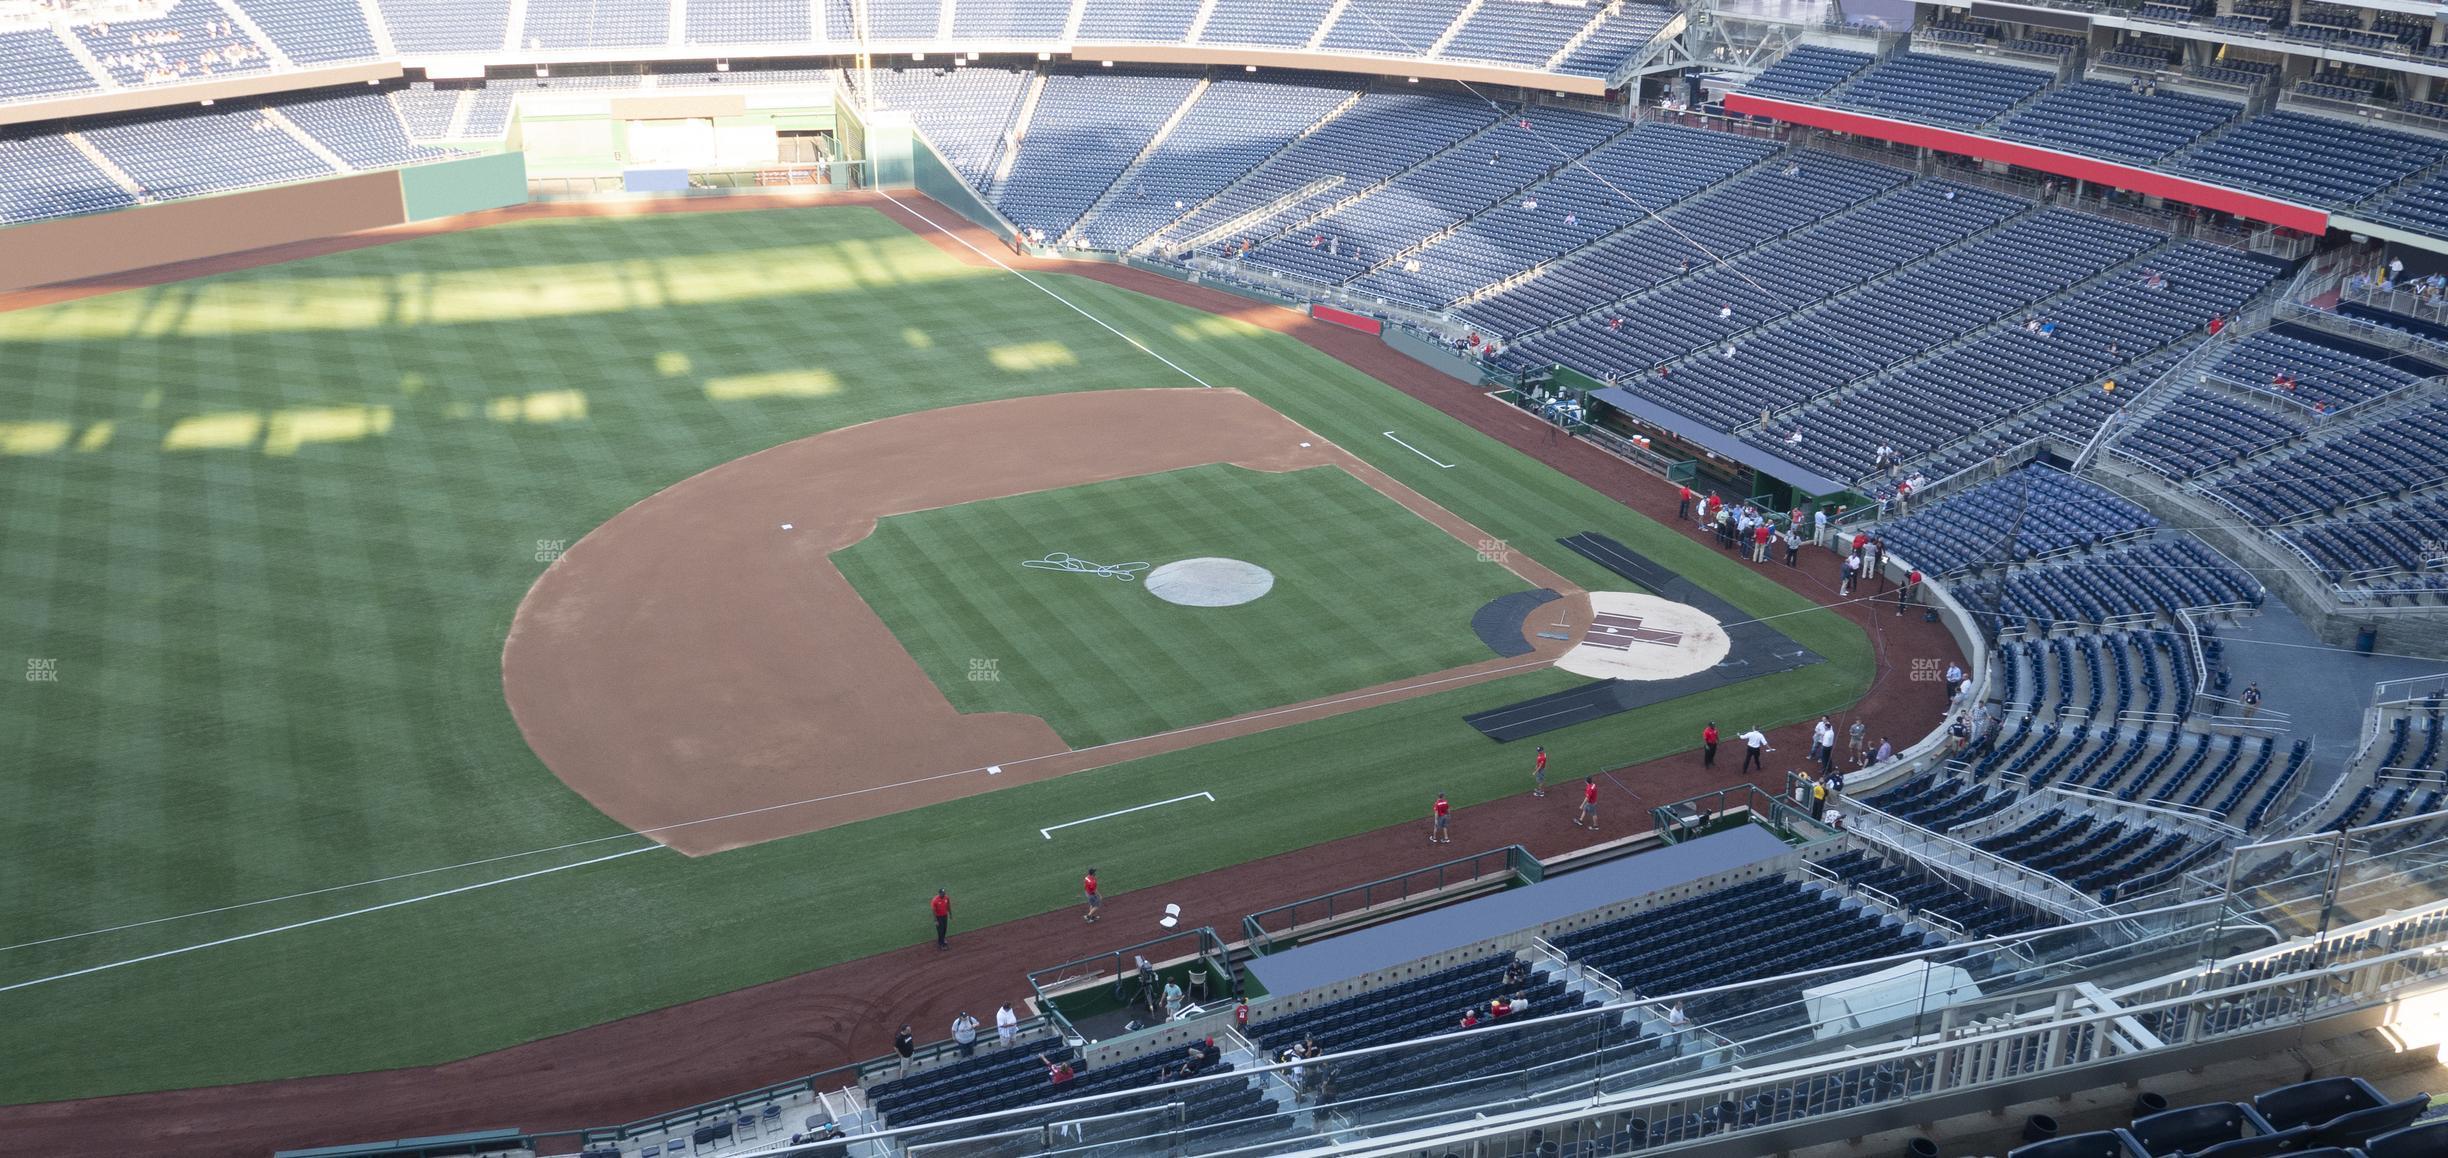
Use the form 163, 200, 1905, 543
1082, 868, 1101, 923
1676, 483, 1692, 520
1898, 567, 1923, 615
1851, 531, 1868, 556
1574, 777, 1600, 830
1042, 1053, 1075, 1084
1431, 794, 1452, 844
931, 889, 951, 950
1752, 522, 1773, 564
1532, 746, 1548, 797
1701, 723, 1719, 768
1458, 1008, 1480, 1029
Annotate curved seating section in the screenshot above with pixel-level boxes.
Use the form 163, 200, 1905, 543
1877, 466, 2158, 578
2204, 395, 2448, 525
2116, 386, 2308, 480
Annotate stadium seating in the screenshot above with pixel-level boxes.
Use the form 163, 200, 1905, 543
1994, 81, 2242, 165
1833, 52, 2055, 129
1243, 106, 1626, 284
2170, 110, 2445, 209
2209, 329, 2433, 413
2114, 387, 2308, 480
0, 28, 102, 104
0, 135, 136, 224
685, 0, 814, 43
2205, 397, 2448, 524
79, 105, 331, 201
1877, 466, 2158, 578
1740, 44, 1875, 101
275, 90, 444, 170
2277, 491, 2448, 593
376, 0, 513, 54
853, 66, 1030, 187
235, 0, 384, 64
991, 71, 1200, 238
949, 0, 1070, 41
1318, 0, 1471, 57
1075, 0, 1202, 43
1068, 76, 1357, 249
1199, 0, 1335, 48
1153, 90, 1503, 256
1604, 209, 2158, 439
1757, 243, 2287, 483
1346, 122, 1781, 308
1551, 877, 1932, 1034
75, 0, 271, 87
1556, 5, 1678, 78
518, 0, 669, 49
1437, 0, 1602, 68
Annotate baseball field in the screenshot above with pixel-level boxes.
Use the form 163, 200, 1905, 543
0, 198, 1872, 1107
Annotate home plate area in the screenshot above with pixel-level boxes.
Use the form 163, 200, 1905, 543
1462, 534, 1824, 743
1554, 591, 1730, 681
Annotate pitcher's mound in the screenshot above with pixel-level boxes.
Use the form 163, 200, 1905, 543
1147, 557, 1275, 607
1554, 591, 1729, 680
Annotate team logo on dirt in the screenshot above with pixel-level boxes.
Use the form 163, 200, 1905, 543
1586, 613, 1684, 649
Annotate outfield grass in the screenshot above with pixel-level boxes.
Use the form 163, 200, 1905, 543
0, 204, 1872, 1102
835, 464, 1528, 746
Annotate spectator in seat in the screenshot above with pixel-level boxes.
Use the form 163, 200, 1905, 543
1489, 995, 1514, 1019
1874, 736, 1894, 764
1041, 1052, 1075, 1085
1458, 1007, 1481, 1029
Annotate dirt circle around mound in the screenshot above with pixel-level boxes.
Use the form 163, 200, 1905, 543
1144, 556, 1275, 606
500, 387, 1582, 856
1553, 590, 1731, 681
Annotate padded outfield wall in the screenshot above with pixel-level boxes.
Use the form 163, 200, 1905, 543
0, 152, 528, 293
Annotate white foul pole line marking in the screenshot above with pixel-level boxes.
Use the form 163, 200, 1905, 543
1041, 792, 1216, 840
1382, 431, 1455, 468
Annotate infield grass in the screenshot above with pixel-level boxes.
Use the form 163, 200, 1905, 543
836, 464, 1528, 746
0, 203, 1873, 1102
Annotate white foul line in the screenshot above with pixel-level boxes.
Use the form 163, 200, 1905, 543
1383, 431, 1455, 468
1041, 792, 1216, 839
0, 844, 664, 995
875, 189, 1220, 390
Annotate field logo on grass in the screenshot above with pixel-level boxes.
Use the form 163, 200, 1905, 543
25, 658, 57, 683
1477, 537, 1511, 564
1021, 553, 1150, 582
969, 658, 1002, 683
535, 539, 568, 564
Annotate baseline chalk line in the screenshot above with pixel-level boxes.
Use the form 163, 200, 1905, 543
1041, 792, 1216, 839
1382, 431, 1455, 468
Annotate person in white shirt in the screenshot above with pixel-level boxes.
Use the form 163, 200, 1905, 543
1738, 728, 1770, 773
996, 1003, 1020, 1048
